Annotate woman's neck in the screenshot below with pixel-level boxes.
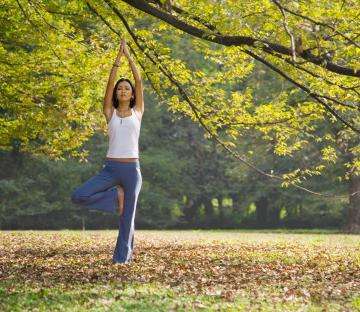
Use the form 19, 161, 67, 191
118, 106, 131, 112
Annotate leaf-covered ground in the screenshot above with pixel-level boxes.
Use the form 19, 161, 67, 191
0, 230, 359, 311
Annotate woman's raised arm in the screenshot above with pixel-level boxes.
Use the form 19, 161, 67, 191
123, 40, 144, 116
103, 39, 124, 123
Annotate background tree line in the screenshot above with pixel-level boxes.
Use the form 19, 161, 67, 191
0, 62, 346, 230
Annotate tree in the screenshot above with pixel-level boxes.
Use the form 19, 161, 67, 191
1, 0, 359, 230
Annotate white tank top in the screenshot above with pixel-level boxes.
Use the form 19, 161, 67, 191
106, 108, 141, 158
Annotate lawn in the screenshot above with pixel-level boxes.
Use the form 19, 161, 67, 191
0, 229, 359, 311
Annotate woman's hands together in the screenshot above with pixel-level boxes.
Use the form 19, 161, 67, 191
114, 38, 130, 65
119, 37, 130, 58
114, 39, 124, 65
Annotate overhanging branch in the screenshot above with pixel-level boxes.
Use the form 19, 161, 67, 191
118, 0, 360, 77
108, 0, 360, 133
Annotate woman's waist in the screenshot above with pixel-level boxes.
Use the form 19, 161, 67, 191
105, 157, 139, 163
104, 158, 140, 170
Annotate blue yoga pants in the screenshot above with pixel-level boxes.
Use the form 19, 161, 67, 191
70, 159, 142, 264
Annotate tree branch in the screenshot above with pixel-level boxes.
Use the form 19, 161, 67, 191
272, 0, 360, 49
118, 0, 360, 77
243, 48, 360, 133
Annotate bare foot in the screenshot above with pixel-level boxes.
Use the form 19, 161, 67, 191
116, 185, 124, 215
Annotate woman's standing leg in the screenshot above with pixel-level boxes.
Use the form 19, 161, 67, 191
113, 163, 142, 263
70, 163, 119, 214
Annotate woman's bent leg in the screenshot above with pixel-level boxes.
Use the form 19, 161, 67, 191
113, 165, 142, 263
70, 165, 119, 214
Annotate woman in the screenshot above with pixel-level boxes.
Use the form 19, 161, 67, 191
71, 37, 144, 264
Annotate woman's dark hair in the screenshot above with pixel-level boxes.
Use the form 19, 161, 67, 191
112, 78, 136, 109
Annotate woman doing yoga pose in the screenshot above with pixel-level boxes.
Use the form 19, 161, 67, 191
71, 37, 144, 264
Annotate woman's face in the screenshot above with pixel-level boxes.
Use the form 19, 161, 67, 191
116, 81, 133, 102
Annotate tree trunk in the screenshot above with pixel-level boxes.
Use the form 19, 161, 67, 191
345, 172, 360, 233
230, 193, 242, 213
255, 196, 268, 225
182, 196, 199, 224
268, 206, 281, 226
218, 196, 225, 222
203, 196, 214, 225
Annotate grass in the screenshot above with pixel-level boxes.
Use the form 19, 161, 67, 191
0, 229, 359, 311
